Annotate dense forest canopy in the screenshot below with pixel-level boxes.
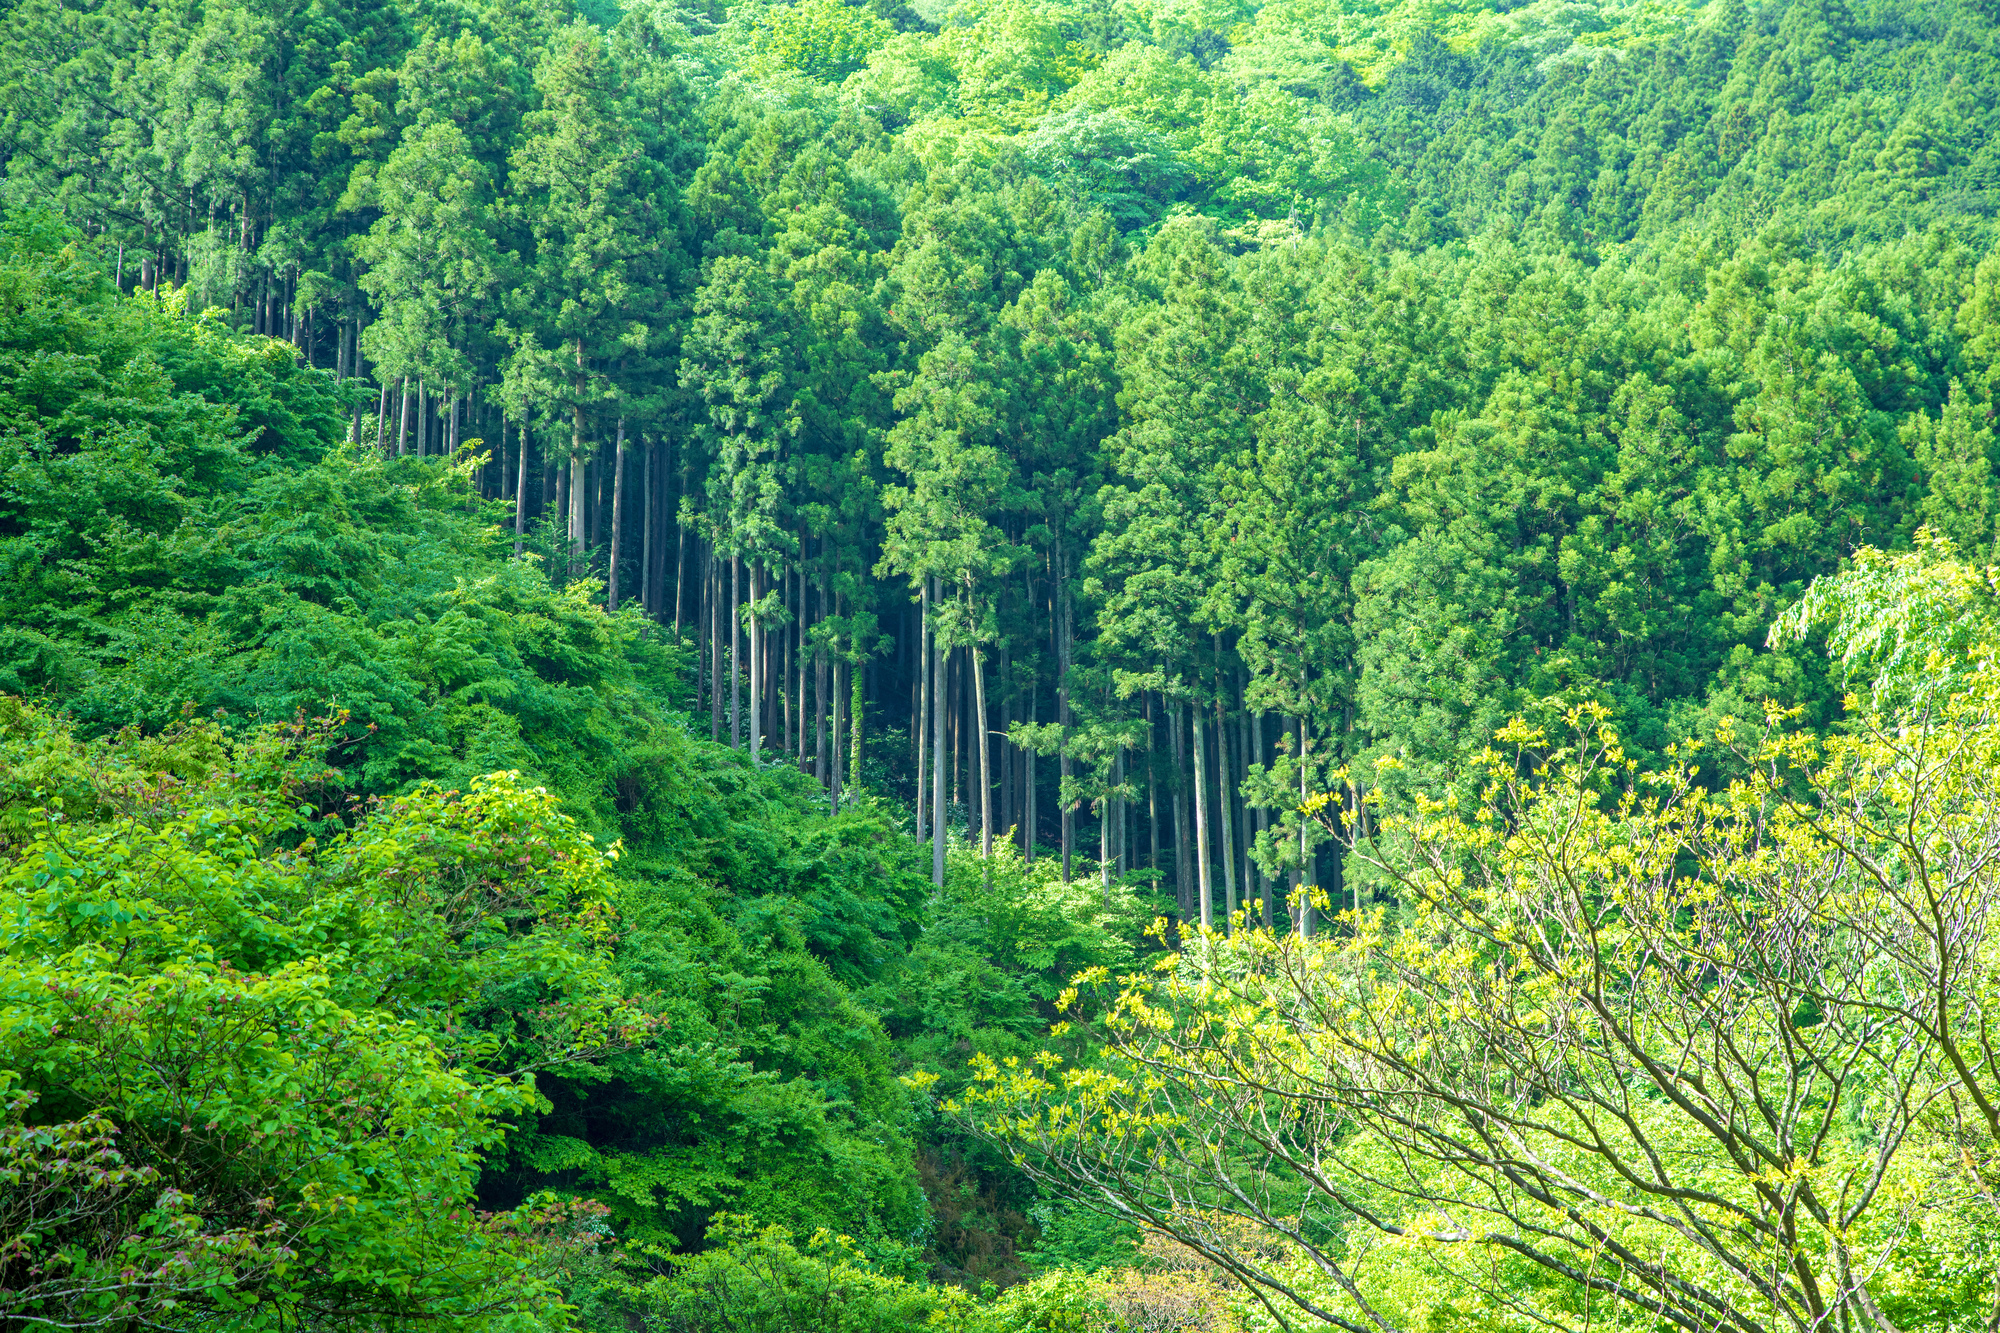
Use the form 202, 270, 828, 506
8, 0, 2000, 1327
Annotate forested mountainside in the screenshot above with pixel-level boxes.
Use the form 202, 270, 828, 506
9, 0, 2000, 1328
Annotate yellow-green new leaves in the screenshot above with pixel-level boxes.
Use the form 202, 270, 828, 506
967, 681, 2000, 1333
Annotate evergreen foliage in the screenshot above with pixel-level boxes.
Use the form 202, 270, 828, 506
11, 0, 2000, 1326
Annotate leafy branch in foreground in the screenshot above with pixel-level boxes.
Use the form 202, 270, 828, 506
962, 679, 2000, 1333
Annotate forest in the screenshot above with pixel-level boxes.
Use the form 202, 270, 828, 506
7, 0, 2000, 1326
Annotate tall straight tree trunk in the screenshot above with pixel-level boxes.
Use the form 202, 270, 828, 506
931, 591, 946, 885
972, 639, 992, 866
375, 380, 389, 452
417, 381, 427, 456
815, 574, 829, 784
1253, 707, 1271, 929
554, 458, 568, 562
851, 646, 864, 801
1191, 690, 1214, 933
1023, 679, 1036, 861
514, 423, 529, 557
1286, 716, 1302, 933
1216, 687, 1237, 931
1101, 748, 1122, 904
831, 653, 846, 816
797, 551, 809, 768
709, 545, 723, 742
1170, 698, 1192, 928
1115, 749, 1127, 879
640, 440, 653, 614
608, 418, 627, 609
730, 555, 742, 749
396, 378, 411, 455
1148, 693, 1160, 877
780, 564, 792, 756
917, 582, 930, 842
1299, 711, 1316, 940
750, 564, 765, 759
673, 485, 689, 634
1057, 557, 1074, 883
999, 643, 1012, 843
568, 451, 586, 580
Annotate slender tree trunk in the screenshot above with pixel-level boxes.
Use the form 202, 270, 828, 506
1171, 698, 1192, 925
608, 418, 627, 609
1148, 694, 1160, 877
831, 651, 846, 816
730, 555, 743, 749
640, 439, 653, 614
1192, 691, 1214, 933
375, 380, 389, 452
673, 481, 689, 635
780, 563, 792, 757
514, 423, 529, 557
1116, 748, 1128, 879
796, 549, 808, 769
850, 636, 865, 803
999, 641, 1012, 843
1057, 558, 1074, 883
917, 581, 930, 842
1254, 707, 1271, 929
972, 639, 992, 866
948, 648, 956, 816
710, 545, 724, 742
1216, 686, 1238, 932
397, 378, 411, 456
1102, 748, 1122, 904
1023, 676, 1036, 862
815, 574, 829, 784
749, 563, 764, 759
1299, 710, 1316, 939
931, 607, 947, 884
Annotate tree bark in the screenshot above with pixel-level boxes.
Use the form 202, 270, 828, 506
972, 638, 992, 866
640, 438, 653, 614
1216, 686, 1237, 931
673, 480, 688, 635
730, 554, 743, 749
374, 379, 388, 452
1057, 553, 1074, 883
397, 378, 411, 456
917, 581, 930, 842
932, 581, 947, 885
608, 418, 627, 609
815, 573, 829, 784
1171, 698, 1192, 925
831, 647, 846, 816
1147, 693, 1160, 878
850, 633, 865, 804
1191, 690, 1213, 933
1296, 714, 1312, 939
749, 561, 763, 759
514, 420, 529, 557
710, 544, 723, 742
1023, 672, 1036, 862
1253, 707, 1271, 929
